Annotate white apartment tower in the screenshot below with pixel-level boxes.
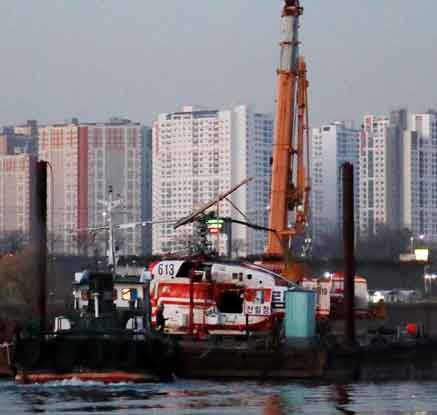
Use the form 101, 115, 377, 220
402, 111, 437, 241
310, 122, 360, 245
39, 119, 146, 255
152, 106, 273, 256
359, 114, 403, 238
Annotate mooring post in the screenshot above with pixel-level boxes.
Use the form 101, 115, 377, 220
342, 162, 355, 347
36, 161, 48, 333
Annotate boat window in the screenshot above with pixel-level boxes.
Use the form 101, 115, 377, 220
247, 274, 252, 280
122, 288, 138, 301
232, 273, 238, 280
239, 273, 243, 281
217, 290, 243, 314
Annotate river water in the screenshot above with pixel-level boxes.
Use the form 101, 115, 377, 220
0, 378, 436, 414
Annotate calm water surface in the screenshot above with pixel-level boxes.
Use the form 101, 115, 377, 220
0, 378, 436, 414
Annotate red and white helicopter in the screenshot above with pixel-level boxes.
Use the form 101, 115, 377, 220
148, 258, 291, 337
146, 179, 369, 337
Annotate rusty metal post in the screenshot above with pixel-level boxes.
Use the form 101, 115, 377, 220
36, 161, 48, 333
342, 162, 355, 347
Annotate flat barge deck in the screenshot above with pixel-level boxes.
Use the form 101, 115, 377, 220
3, 338, 437, 382
175, 338, 437, 382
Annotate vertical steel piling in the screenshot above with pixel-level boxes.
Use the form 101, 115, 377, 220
36, 161, 48, 333
342, 162, 355, 347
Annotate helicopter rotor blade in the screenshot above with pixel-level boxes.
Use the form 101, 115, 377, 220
174, 177, 253, 229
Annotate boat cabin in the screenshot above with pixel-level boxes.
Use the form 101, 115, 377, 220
73, 271, 147, 312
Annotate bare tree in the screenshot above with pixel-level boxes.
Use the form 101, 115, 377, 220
312, 231, 342, 259
0, 247, 39, 320
0, 230, 28, 254
47, 231, 64, 254
171, 233, 198, 255
357, 226, 411, 260
74, 230, 97, 257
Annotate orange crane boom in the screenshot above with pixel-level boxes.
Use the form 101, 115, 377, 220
264, 0, 310, 282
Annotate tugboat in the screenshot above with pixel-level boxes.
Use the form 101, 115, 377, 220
14, 270, 176, 384
12, 180, 178, 384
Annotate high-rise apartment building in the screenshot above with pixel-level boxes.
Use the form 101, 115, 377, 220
38, 122, 80, 254
0, 154, 37, 245
402, 110, 437, 241
234, 106, 273, 255
358, 112, 405, 238
310, 122, 360, 246
39, 118, 149, 255
152, 105, 273, 256
0, 120, 38, 156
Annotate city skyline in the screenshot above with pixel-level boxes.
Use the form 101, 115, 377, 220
1, 105, 437, 258
0, 1, 436, 128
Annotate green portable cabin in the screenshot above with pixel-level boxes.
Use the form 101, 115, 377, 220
284, 289, 316, 339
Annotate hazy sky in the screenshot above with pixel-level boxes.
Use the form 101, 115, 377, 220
0, 0, 436, 127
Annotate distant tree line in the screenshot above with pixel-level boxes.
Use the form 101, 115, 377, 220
312, 225, 413, 261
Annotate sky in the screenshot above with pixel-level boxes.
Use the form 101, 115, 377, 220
0, 0, 436, 127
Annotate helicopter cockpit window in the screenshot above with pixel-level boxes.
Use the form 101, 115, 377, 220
177, 261, 194, 278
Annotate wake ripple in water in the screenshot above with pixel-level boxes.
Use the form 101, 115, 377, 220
0, 379, 437, 414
